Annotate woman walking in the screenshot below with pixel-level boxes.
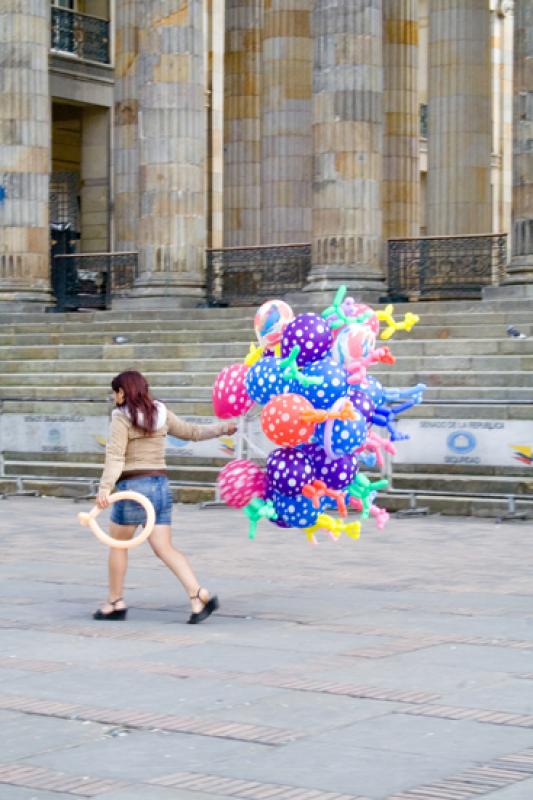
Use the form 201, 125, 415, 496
94, 370, 236, 624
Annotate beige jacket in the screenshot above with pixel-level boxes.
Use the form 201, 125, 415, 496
99, 402, 232, 492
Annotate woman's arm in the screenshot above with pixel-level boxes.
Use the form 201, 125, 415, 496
97, 412, 130, 507
167, 409, 237, 442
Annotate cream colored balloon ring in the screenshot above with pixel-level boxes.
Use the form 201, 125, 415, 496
78, 490, 155, 549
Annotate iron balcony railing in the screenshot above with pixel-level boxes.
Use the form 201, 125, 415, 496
50, 6, 110, 64
51, 252, 138, 312
206, 243, 312, 306
387, 233, 508, 301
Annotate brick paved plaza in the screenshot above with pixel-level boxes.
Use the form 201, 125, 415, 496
1, 497, 533, 799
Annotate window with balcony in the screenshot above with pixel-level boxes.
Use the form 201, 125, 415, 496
50, 1, 110, 65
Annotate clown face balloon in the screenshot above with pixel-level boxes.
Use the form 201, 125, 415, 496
332, 321, 377, 367
255, 300, 294, 349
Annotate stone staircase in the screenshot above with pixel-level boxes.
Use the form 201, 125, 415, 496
1, 299, 532, 517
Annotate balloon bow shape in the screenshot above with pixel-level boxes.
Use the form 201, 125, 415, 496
346, 474, 389, 519
300, 399, 357, 425
305, 514, 362, 544
244, 498, 277, 540
244, 342, 264, 367
377, 305, 420, 341
322, 285, 373, 331
302, 480, 347, 516
78, 490, 155, 549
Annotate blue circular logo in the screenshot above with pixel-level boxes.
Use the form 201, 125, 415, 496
447, 431, 476, 455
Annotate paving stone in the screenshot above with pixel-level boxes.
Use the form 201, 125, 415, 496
1, 499, 533, 800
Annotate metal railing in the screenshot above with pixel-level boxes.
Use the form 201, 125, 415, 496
50, 6, 110, 64
51, 252, 138, 312
387, 233, 507, 300
206, 243, 311, 306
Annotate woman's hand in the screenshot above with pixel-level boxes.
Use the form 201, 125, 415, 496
96, 488, 111, 509
224, 422, 238, 436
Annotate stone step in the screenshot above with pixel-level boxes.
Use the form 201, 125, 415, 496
1, 367, 531, 389
3, 460, 220, 483
381, 491, 533, 518
2, 322, 532, 346
3, 451, 230, 468
5, 458, 532, 497
3, 352, 533, 376
1, 476, 532, 518
0, 343, 250, 360
6, 450, 533, 477
0, 384, 533, 410
0, 477, 214, 505
2, 308, 533, 336
391, 472, 533, 495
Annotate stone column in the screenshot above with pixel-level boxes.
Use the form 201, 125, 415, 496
383, 0, 419, 239
506, 0, 533, 285
0, 1, 51, 307
306, 0, 385, 300
113, 0, 138, 253
261, 1, 312, 245
134, 0, 206, 306
427, 0, 492, 235
224, 0, 262, 246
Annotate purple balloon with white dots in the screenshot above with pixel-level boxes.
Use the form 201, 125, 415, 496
347, 388, 375, 421
266, 447, 314, 496
281, 313, 333, 367
300, 443, 358, 490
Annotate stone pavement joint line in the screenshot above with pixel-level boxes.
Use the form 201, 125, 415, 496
0, 656, 66, 673
0, 694, 300, 745
149, 771, 370, 800
0, 762, 129, 797
0, 617, 202, 646
119, 660, 442, 704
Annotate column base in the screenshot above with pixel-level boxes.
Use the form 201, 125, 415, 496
112, 274, 206, 310
0, 286, 54, 312
482, 256, 533, 300
300, 264, 386, 307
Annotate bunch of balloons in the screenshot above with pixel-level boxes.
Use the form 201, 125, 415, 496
213, 287, 425, 544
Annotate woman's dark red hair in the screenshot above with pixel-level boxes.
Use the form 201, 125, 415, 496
111, 371, 158, 433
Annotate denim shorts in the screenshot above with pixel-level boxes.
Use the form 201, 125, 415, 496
110, 475, 173, 527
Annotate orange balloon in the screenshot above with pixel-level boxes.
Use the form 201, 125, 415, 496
261, 393, 316, 447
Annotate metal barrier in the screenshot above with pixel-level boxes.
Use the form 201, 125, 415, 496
1, 396, 532, 519
206, 243, 311, 306
50, 6, 110, 64
387, 233, 507, 300
51, 252, 138, 311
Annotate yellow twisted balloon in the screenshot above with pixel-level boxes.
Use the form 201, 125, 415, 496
377, 305, 420, 341
244, 342, 281, 366
305, 514, 361, 543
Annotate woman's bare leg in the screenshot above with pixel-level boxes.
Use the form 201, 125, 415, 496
98, 522, 136, 614
148, 525, 210, 613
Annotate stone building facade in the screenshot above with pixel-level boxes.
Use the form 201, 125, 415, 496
0, 0, 531, 309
